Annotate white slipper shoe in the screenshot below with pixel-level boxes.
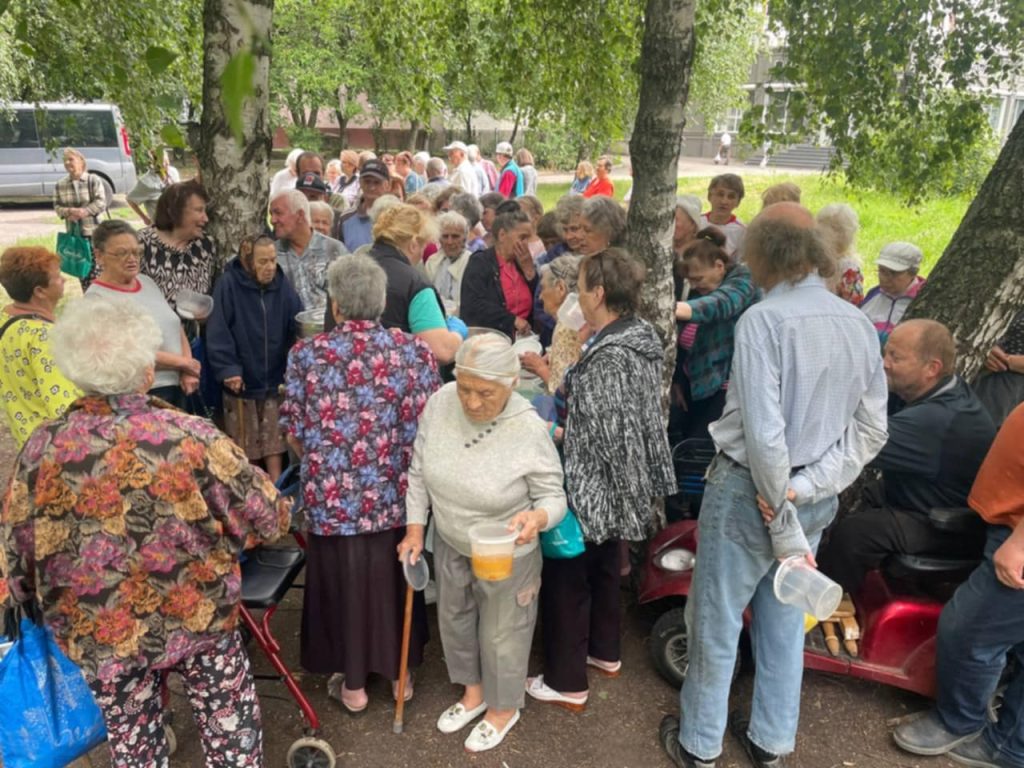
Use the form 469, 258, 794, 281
464, 709, 520, 753
525, 675, 588, 712
586, 655, 622, 677
436, 701, 487, 734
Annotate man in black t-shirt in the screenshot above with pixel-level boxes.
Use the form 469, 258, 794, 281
820, 319, 996, 595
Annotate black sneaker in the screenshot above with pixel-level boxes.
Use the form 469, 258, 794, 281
729, 711, 788, 768
950, 734, 1013, 768
659, 715, 717, 768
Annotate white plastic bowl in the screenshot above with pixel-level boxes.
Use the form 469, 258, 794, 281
175, 289, 214, 320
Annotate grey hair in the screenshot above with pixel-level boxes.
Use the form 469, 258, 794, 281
816, 203, 860, 260
285, 148, 304, 171
466, 144, 481, 162
308, 200, 334, 222
368, 194, 402, 224
455, 332, 519, 388
53, 297, 162, 395
437, 210, 469, 235
327, 253, 387, 321
449, 193, 482, 228
426, 157, 447, 179
540, 253, 584, 292
554, 194, 585, 226
272, 189, 310, 225
326, 159, 343, 174
582, 196, 627, 246
62, 147, 85, 163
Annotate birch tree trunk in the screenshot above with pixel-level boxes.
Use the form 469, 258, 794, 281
627, 0, 697, 393
904, 113, 1024, 380
198, 0, 274, 267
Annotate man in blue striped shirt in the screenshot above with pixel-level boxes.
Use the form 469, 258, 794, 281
661, 203, 889, 768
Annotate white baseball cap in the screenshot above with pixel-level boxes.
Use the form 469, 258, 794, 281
877, 242, 923, 272
442, 141, 468, 153
495, 141, 514, 157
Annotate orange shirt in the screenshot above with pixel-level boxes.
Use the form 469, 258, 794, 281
583, 177, 615, 198
968, 402, 1024, 529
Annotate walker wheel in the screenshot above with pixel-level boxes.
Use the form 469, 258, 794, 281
287, 736, 336, 768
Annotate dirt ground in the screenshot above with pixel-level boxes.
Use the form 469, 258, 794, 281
70, 581, 960, 768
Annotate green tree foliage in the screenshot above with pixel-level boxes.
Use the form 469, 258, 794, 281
761, 0, 1024, 201
270, 0, 367, 135
688, 0, 763, 131
267, 0, 757, 164
0, 0, 202, 162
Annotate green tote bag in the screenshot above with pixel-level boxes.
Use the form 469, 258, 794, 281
56, 222, 93, 279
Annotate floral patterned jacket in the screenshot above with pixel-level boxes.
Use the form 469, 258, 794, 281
279, 319, 440, 536
0, 394, 290, 682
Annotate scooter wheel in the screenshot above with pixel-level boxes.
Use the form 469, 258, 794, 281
651, 607, 689, 687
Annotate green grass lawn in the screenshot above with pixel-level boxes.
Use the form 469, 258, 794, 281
536, 174, 971, 283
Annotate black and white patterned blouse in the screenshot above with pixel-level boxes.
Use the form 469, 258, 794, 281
999, 310, 1024, 355
138, 227, 217, 310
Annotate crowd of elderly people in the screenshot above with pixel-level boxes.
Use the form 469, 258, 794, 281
3, 142, 1021, 768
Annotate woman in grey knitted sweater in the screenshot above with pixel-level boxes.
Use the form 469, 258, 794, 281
398, 332, 566, 753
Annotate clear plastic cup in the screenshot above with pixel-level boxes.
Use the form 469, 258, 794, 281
557, 293, 586, 331
468, 522, 518, 582
773, 556, 842, 621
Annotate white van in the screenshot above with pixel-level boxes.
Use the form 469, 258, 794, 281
0, 102, 138, 204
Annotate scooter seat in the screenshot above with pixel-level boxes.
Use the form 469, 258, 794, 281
885, 553, 980, 583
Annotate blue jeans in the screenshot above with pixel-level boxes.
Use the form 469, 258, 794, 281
937, 525, 1024, 767
678, 455, 837, 761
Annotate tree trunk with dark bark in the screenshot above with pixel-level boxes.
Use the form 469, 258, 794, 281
627, 0, 697, 395
197, 0, 273, 268
904, 113, 1024, 380
509, 108, 522, 145
335, 110, 349, 149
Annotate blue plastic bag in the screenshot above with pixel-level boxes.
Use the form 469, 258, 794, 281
540, 508, 586, 559
0, 617, 107, 768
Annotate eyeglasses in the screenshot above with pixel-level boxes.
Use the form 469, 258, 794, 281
102, 248, 142, 260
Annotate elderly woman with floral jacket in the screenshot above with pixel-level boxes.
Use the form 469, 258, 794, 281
0, 297, 289, 768
280, 253, 441, 716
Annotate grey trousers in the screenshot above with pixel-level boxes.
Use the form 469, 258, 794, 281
434, 534, 542, 710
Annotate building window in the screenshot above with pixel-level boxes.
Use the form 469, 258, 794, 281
715, 108, 744, 134
984, 100, 1003, 132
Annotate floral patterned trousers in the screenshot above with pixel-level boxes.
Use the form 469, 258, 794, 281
87, 631, 263, 767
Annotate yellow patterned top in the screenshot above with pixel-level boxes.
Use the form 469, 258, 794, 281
0, 313, 82, 446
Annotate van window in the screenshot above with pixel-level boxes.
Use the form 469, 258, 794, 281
0, 109, 40, 149
37, 108, 117, 148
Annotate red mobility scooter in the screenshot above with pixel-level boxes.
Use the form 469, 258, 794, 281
639, 439, 983, 699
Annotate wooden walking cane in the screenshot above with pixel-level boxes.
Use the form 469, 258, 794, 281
393, 583, 415, 734
235, 395, 247, 458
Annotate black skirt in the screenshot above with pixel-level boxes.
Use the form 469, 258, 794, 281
300, 527, 428, 688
